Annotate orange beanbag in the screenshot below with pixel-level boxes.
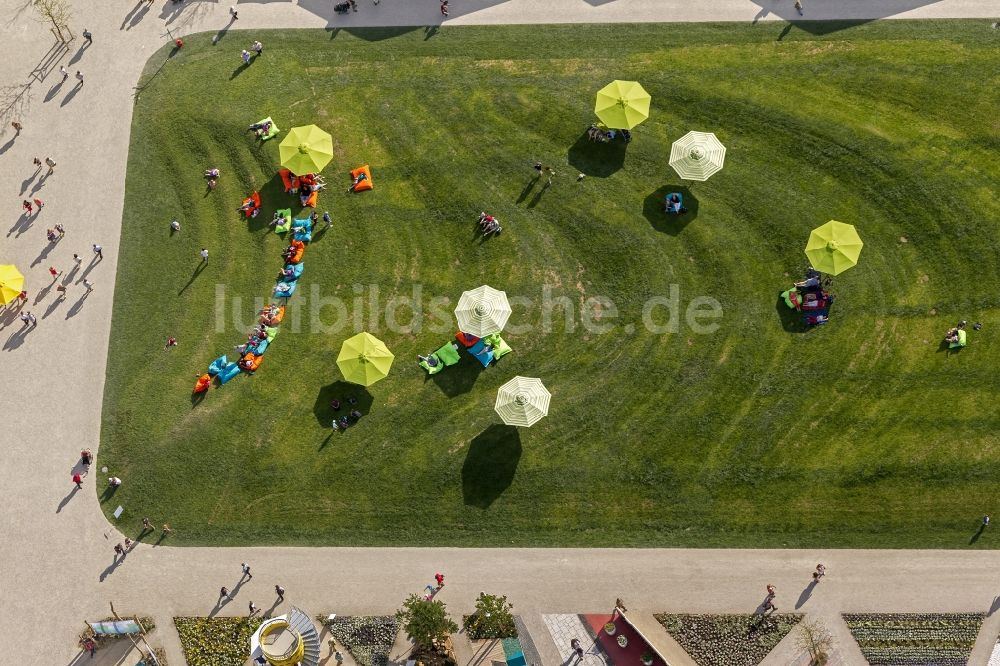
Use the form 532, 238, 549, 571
241, 353, 264, 372
304, 191, 318, 208
279, 169, 294, 193
290, 240, 305, 251
265, 306, 286, 325
193, 373, 211, 393
288, 248, 305, 264
350, 165, 373, 192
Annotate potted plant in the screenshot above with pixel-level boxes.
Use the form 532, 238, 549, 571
617, 634, 628, 648
641, 650, 655, 665
604, 622, 616, 636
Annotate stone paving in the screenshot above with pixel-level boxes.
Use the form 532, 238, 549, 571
543, 614, 608, 666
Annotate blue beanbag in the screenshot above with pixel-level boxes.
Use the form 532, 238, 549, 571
208, 355, 228, 376
468, 340, 495, 367
217, 362, 241, 384
284, 263, 304, 281
249, 338, 269, 355
292, 218, 313, 232
274, 281, 297, 298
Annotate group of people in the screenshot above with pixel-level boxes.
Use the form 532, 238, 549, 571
477, 211, 502, 236
587, 123, 632, 143
330, 396, 363, 431
204, 167, 220, 190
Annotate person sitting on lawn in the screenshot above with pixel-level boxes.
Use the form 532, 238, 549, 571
483, 217, 502, 236
944, 321, 966, 344
348, 170, 368, 192
418, 353, 440, 368
666, 193, 687, 214
478, 212, 496, 230
587, 124, 606, 142
204, 168, 220, 178
269, 211, 283, 228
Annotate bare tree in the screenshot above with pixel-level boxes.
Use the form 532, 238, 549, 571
796, 620, 834, 666
33, 0, 73, 42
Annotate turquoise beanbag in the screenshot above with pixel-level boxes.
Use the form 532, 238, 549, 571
468, 340, 495, 367
250, 338, 269, 355
208, 355, 228, 376
283, 263, 304, 281
217, 362, 241, 384
274, 281, 297, 298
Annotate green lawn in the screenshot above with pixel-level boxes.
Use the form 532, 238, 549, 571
101, 20, 1000, 548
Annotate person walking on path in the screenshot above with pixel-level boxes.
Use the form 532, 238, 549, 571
55, 223, 65, 237
570, 638, 584, 661
164, 336, 178, 350
48, 266, 60, 281
22, 200, 32, 215
794, 0, 803, 14
33, 157, 42, 168
59, 66, 68, 82
230, 6, 238, 20
93, 243, 103, 259
275, 584, 285, 601
113, 543, 124, 559
200, 248, 209, 262
19, 312, 30, 327
11, 121, 22, 133
322, 211, 332, 229
82, 28, 92, 43
82, 637, 96, 656
73, 253, 82, 265
435, 572, 445, 589
45, 157, 56, 174
984, 515, 991, 528
56, 284, 66, 297
33, 198, 44, 210
334, 650, 344, 665
27, 311, 36, 327
241, 562, 253, 580
72, 473, 84, 489
766, 584, 776, 598
75, 71, 84, 86
249, 601, 258, 616
124, 538, 133, 551
252, 40, 263, 56
142, 517, 153, 533
813, 563, 826, 581
162, 523, 172, 536
83, 279, 94, 292
440, 1, 449, 16
220, 586, 230, 600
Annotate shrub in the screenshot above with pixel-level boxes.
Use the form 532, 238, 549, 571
397, 594, 458, 652
655, 613, 802, 666
842, 613, 984, 666
174, 617, 262, 666
463, 593, 516, 640
326, 615, 399, 666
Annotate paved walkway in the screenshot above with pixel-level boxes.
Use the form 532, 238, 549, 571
2, 1, 1000, 665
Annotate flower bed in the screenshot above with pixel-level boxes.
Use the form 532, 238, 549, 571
655, 613, 802, 666
842, 613, 984, 666
174, 617, 262, 666
326, 615, 399, 666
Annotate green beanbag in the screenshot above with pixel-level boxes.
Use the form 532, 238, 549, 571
436, 342, 461, 366
265, 326, 279, 342
949, 329, 967, 348
419, 355, 445, 375
274, 208, 292, 234
482, 334, 512, 360
258, 117, 280, 141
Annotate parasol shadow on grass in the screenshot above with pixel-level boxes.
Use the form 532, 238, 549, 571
430, 357, 483, 398
567, 131, 627, 178
642, 185, 698, 236
462, 424, 522, 508
312, 381, 374, 427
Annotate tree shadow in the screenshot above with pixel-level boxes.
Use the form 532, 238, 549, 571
795, 580, 818, 609
642, 185, 698, 236
462, 425, 522, 508
567, 131, 626, 178
312, 381, 374, 427
429, 356, 483, 397
774, 294, 807, 334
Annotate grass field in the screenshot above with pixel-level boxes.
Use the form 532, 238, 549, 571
100, 20, 1000, 548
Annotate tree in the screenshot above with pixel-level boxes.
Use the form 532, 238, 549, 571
33, 0, 73, 42
796, 619, 834, 666
463, 592, 516, 640
396, 594, 458, 652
